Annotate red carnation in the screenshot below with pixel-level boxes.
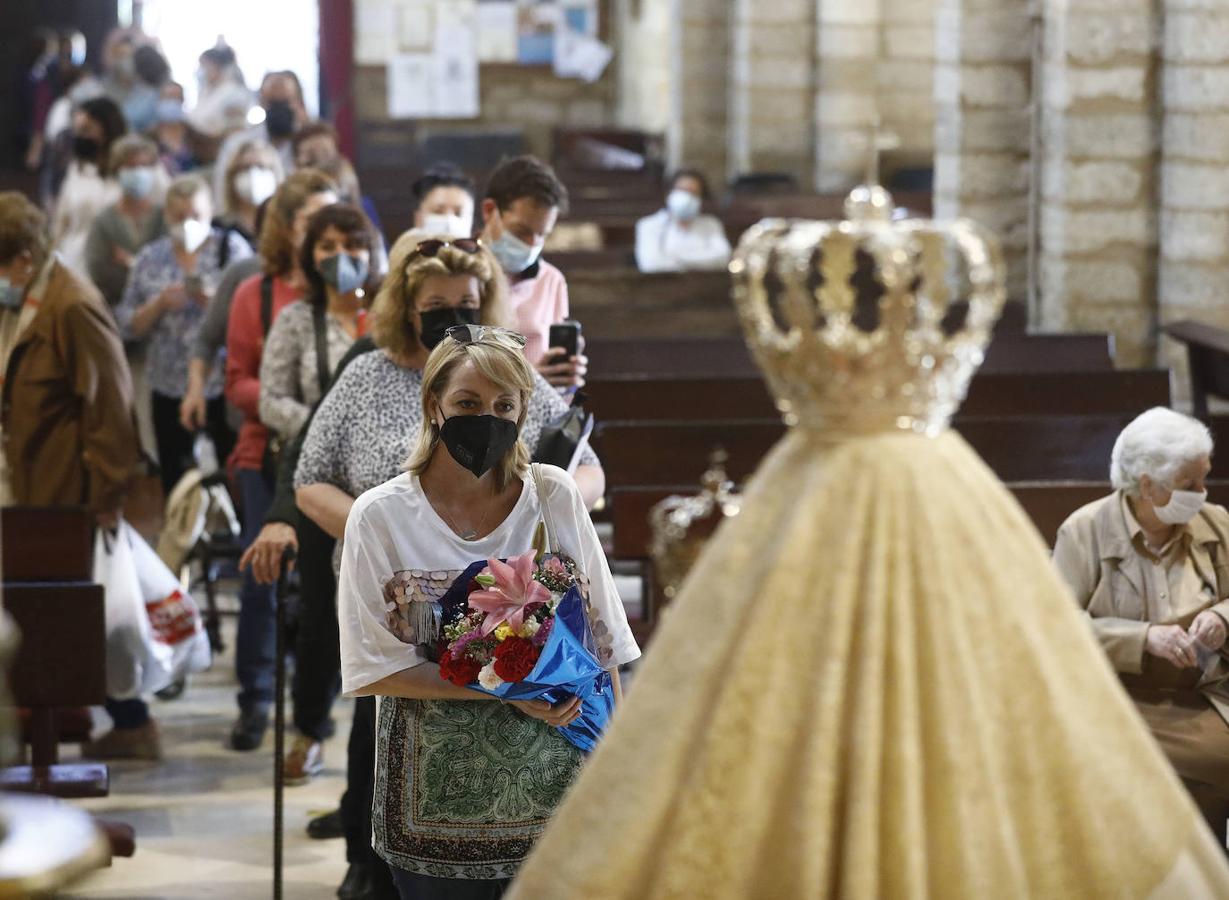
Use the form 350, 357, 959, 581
438, 648, 482, 687
493, 636, 540, 683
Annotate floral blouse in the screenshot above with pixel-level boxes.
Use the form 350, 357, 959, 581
115, 229, 254, 398
258, 300, 358, 441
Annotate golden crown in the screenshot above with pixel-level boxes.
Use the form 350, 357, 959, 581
729, 185, 1007, 437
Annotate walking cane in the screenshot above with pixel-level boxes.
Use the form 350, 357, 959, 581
273, 547, 296, 900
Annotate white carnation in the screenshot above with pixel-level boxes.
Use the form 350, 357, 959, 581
522, 618, 541, 637
478, 662, 503, 691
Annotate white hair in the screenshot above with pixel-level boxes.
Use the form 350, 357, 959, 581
1110, 407, 1213, 496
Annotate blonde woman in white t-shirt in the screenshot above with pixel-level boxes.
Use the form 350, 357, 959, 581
337, 325, 639, 900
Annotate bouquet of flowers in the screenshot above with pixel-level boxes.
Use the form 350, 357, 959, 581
435, 549, 614, 752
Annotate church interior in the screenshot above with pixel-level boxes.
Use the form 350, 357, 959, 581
3, 0, 1229, 897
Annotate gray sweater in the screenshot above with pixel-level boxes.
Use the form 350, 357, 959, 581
84, 203, 165, 307
192, 255, 263, 364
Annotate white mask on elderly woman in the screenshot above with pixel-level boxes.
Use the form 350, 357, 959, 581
1153, 488, 1208, 525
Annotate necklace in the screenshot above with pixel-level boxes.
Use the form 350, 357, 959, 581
435, 495, 496, 541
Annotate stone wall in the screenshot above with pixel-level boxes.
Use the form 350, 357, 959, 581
614, 0, 674, 136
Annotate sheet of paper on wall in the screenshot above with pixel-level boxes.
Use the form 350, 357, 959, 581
476, 0, 518, 62
561, 0, 597, 37
517, 0, 559, 65
396, 0, 434, 50
387, 53, 436, 118
432, 24, 481, 118
435, 0, 477, 29
357, 0, 399, 64
553, 29, 612, 82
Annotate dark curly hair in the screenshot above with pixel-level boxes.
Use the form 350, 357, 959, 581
298, 202, 378, 306
484, 155, 569, 215
77, 96, 128, 176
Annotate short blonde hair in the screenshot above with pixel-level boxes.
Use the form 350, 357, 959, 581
222, 139, 285, 216
0, 192, 49, 268
166, 173, 210, 208
109, 134, 159, 172
405, 333, 535, 491
371, 230, 510, 359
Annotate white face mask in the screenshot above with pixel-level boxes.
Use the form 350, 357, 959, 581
1153, 488, 1207, 525
421, 212, 472, 239
170, 217, 211, 253
666, 188, 702, 221
234, 166, 278, 206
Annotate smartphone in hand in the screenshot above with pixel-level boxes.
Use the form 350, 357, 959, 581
547, 320, 582, 365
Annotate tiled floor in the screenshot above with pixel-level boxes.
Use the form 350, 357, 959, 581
56, 570, 645, 899
61, 610, 352, 900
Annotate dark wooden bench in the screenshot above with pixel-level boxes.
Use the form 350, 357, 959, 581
584, 369, 1169, 422
1165, 319, 1229, 417
595, 414, 1141, 488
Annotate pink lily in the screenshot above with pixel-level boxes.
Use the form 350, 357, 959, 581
468, 550, 551, 637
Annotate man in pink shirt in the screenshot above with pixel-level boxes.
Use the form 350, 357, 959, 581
479, 156, 586, 388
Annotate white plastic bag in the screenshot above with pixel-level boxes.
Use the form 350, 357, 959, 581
94, 521, 212, 699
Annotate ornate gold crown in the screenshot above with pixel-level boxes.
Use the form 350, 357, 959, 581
729, 185, 1007, 436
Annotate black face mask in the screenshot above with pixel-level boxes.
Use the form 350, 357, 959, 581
72, 136, 100, 161
438, 415, 519, 479
264, 100, 296, 139
419, 307, 480, 350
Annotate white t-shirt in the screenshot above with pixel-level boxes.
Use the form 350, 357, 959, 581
338, 465, 640, 697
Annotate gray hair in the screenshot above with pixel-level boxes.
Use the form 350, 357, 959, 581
166, 173, 211, 207
109, 134, 159, 172
1110, 407, 1213, 496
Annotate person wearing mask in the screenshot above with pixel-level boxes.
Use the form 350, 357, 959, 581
635, 168, 731, 274
336, 328, 637, 900
218, 139, 283, 247
259, 231, 604, 899
99, 30, 142, 123
0, 192, 146, 757
478, 155, 585, 389
187, 43, 252, 140
239, 204, 374, 775
411, 164, 475, 239
85, 134, 167, 308
115, 175, 252, 495
50, 96, 127, 277
153, 83, 202, 175
126, 44, 171, 134
292, 122, 385, 247
1053, 407, 1229, 843
182, 169, 337, 435
212, 170, 338, 751
212, 70, 305, 204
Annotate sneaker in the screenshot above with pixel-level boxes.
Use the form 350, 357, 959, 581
283, 735, 324, 785
228, 706, 270, 752
81, 720, 162, 761
307, 807, 344, 840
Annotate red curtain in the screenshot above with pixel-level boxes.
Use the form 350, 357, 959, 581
318, 0, 356, 159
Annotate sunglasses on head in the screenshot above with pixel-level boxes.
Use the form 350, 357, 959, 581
445, 324, 527, 348
411, 238, 482, 259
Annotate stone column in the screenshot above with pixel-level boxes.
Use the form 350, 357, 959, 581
727, 0, 818, 187
813, 0, 882, 191
1157, 0, 1229, 397
1037, 0, 1159, 366
668, 0, 731, 187
932, 0, 1034, 302
880, 0, 937, 172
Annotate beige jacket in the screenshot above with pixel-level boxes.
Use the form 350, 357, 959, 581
1054, 492, 1229, 714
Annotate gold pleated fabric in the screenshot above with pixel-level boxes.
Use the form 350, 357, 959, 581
508, 429, 1229, 899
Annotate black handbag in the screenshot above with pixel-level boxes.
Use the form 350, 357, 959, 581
532, 391, 595, 472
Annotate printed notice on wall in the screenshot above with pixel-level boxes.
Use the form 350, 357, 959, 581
387, 53, 436, 117
476, 0, 518, 62
433, 23, 480, 118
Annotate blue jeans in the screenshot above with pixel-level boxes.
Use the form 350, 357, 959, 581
235, 467, 276, 711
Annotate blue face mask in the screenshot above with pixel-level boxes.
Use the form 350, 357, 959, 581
666, 189, 702, 222
118, 166, 156, 200
318, 253, 369, 295
488, 229, 542, 276
0, 276, 24, 310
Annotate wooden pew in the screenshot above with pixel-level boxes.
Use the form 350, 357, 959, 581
584, 370, 1169, 423
584, 332, 1116, 378
595, 414, 1139, 488
1165, 319, 1229, 417
1, 507, 106, 799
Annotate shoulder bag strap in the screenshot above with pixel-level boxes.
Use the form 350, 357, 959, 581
530, 463, 560, 555
311, 303, 330, 395
259, 274, 274, 337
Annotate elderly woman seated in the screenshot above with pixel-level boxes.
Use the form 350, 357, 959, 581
1054, 406, 1229, 842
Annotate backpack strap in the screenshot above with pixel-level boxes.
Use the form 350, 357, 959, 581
530, 463, 559, 555
311, 303, 331, 395
259, 274, 274, 337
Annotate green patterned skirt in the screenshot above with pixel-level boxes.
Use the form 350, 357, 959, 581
373, 696, 584, 879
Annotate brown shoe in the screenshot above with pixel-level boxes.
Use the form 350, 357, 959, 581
82, 720, 162, 761
283, 736, 323, 785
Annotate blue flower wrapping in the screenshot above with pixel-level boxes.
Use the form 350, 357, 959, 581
436, 562, 614, 753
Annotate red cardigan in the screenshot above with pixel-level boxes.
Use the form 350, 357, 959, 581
224, 273, 299, 472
